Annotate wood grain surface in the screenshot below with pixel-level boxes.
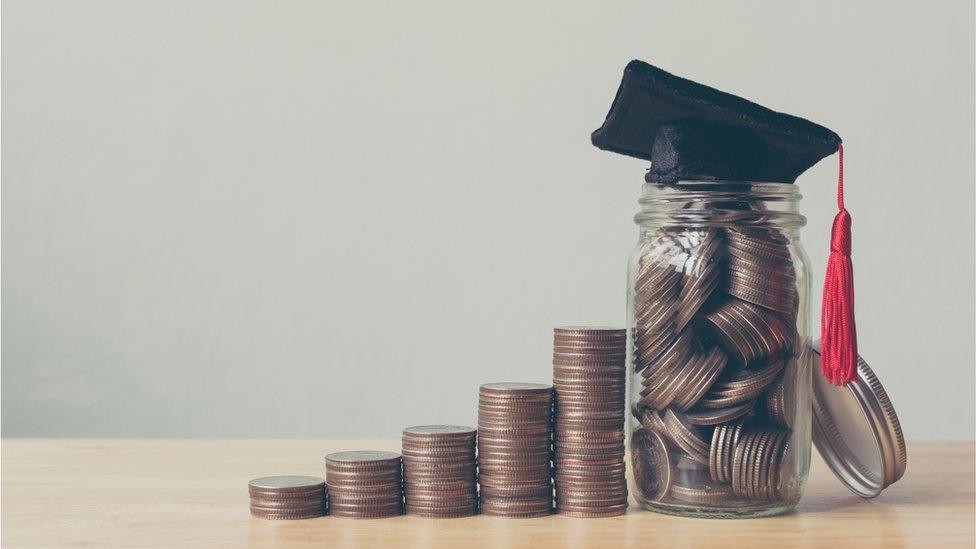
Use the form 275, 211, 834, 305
2, 440, 972, 547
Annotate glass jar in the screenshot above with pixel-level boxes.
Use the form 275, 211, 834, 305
626, 181, 813, 518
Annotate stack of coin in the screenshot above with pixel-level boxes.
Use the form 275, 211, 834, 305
725, 228, 798, 317
628, 217, 801, 510
401, 425, 478, 518
477, 383, 553, 518
325, 451, 403, 519
703, 299, 795, 366
730, 427, 790, 501
632, 231, 683, 373
248, 475, 327, 520
551, 326, 628, 517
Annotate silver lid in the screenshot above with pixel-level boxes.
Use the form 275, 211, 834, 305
811, 343, 907, 498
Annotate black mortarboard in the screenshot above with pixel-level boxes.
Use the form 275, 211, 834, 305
591, 60, 841, 185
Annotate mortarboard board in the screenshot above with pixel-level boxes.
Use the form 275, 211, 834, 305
591, 60, 841, 185
590, 60, 857, 386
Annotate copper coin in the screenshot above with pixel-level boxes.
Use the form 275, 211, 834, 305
669, 475, 735, 505
403, 424, 476, 438
640, 329, 695, 381
480, 382, 552, 396
662, 409, 710, 465
552, 354, 627, 366
326, 469, 401, 481
671, 346, 728, 411
250, 499, 326, 513
554, 430, 624, 443
630, 428, 672, 502
328, 491, 402, 504
635, 408, 667, 433
747, 430, 773, 500
477, 479, 551, 491
554, 326, 626, 337
730, 431, 755, 498
555, 504, 627, 518
555, 418, 624, 432
764, 367, 795, 428
248, 475, 326, 495
325, 451, 401, 469
709, 415, 749, 483
633, 326, 680, 373
405, 506, 478, 518
250, 506, 326, 520
686, 399, 756, 426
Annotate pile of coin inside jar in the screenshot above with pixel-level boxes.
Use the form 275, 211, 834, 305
552, 327, 628, 517
630, 226, 800, 509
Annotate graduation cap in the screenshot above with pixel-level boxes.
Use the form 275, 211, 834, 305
591, 60, 858, 386
591, 60, 840, 185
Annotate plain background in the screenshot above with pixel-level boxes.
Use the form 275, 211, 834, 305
2, 1, 973, 440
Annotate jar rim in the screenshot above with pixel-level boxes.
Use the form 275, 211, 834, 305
642, 180, 802, 194
635, 180, 806, 228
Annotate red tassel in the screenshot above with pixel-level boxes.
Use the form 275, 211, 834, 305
820, 143, 857, 386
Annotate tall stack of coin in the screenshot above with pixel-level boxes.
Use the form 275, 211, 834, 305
629, 219, 801, 509
551, 326, 628, 517
325, 451, 403, 519
401, 425, 478, 518
248, 475, 327, 520
477, 383, 553, 518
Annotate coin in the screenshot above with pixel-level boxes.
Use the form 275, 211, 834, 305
250, 506, 326, 520
671, 346, 728, 411
554, 326, 626, 337
480, 382, 553, 395
674, 229, 724, 331
719, 419, 744, 484
669, 470, 736, 505
662, 409, 710, 465
325, 451, 402, 468
635, 408, 667, 433
764, 367, 796, 428
686, 399, 755, 426
631, 428, 672, 502
556, 504, 628, 518
403, 424, 476, 437
697, 358, 786, 409
248, 475, 326, 494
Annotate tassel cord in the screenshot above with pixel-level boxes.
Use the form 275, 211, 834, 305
820, 143, 858, 386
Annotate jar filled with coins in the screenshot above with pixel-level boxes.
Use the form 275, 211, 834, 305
627, 181, 812, 518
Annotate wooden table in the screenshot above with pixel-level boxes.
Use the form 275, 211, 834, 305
2, 440, 972, 547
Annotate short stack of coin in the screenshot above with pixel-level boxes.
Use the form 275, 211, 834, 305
552, 326, 628, 517
629, 220, 800, 510
325, 451, 403, 519
477, 383, 553, 518
248, 475, 327, 520
401, 425, 478, 518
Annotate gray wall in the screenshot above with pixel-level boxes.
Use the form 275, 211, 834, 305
3, 0, 973, 439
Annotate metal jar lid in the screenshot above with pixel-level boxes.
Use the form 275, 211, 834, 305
811, 342, 907, 498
